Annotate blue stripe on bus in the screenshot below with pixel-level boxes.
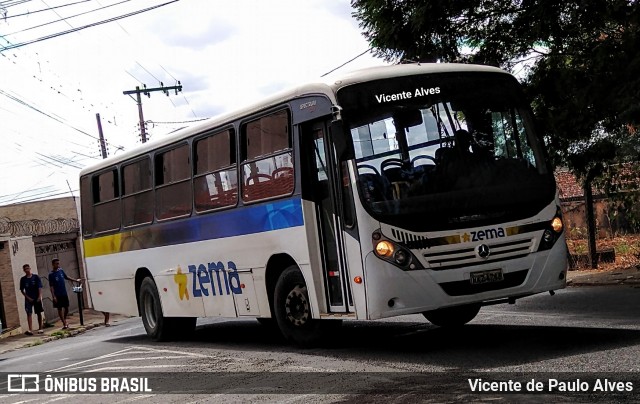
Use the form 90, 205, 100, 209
84, 197, 304, 257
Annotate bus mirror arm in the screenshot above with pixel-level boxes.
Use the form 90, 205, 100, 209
330, 120, 354, 160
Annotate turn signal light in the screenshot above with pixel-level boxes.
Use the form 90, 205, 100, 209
551, 217, 563, 233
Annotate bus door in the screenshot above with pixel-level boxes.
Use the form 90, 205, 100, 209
304, 120, 355, 313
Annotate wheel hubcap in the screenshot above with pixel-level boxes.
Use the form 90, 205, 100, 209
285, 285, 309, 326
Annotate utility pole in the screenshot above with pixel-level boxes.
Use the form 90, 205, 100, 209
122, 82, 182, 143
96, 113, 108, 159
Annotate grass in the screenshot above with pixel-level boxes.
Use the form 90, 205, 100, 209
24, 340, 43, 348
49, 330, 70, 338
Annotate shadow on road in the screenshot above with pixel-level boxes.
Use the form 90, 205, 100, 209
108, 318, 640, 369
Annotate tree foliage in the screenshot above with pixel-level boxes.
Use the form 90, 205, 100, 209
351, 0, 640, 179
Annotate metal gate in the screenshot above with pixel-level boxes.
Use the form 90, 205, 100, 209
34, 236, 81, 325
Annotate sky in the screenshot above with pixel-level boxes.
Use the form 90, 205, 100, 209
0, 0, 386, 206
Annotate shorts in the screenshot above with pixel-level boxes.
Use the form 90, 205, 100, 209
25, 300, 44, 315
54, 295, 70, 309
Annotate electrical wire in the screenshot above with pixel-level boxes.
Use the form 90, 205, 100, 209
0, 88, 125, 151
5, 0, 134, 35
0, 0, 180, 51
2, 0, 92, 19
321, 48, 372, 77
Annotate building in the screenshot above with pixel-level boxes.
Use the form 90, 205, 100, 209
0, 197, 87, 334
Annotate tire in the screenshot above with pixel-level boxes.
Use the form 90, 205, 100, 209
256, 318, 277, 327
422, 303, 481, 327
139, 277, 196, 341
274, 266, 339, 346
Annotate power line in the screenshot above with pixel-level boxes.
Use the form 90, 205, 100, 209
0, 88, 126, 151
0, 0, 180, 52
0, 187, 80, 205
149, 118, 207, 125
136, 61, 161, 83
321, 48, 372, 77
2, 0, 92, 20
5, 0, 134, 36
0, 0, 34, 9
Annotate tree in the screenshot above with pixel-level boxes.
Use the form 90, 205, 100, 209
352, 0, 640, 264
352, 0, 639, 169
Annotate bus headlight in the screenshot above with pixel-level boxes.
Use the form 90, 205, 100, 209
394, 249, 410, 265
375, 240, 394, 258
551, 216, 563, 233
372, 230, 422, 270
538, 208, 564, 251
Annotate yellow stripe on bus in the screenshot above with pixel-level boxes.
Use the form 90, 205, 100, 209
83, 233, 122, 258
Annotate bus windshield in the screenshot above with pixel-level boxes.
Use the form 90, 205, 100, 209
337, 72, 556, 231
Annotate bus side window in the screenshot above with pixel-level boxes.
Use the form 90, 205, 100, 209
122, 158, 153, 227
155, 144, 192, 220
80, 175, 94, 236
92, 168, 121, 233
241, 109, 294, 203
194, 129, 238, 212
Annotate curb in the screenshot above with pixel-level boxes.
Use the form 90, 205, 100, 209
566, 269, 640, 287
2, 323, 103, 354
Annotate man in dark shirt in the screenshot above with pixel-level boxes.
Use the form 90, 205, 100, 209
19, 264, 44, 335
48, 258, 80, 329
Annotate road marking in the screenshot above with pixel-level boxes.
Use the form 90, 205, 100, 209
51, 346, 242, 372
277, 394, 316, 403
41, 394, 73, 403
55, 356, 193, 371
51, 346, 209, 371
51, 347, 139, 371
114, 394, 155, 403
87, 364, 184, 371
9, 399, 40, 404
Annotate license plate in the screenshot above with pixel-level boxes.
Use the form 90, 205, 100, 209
469, 269, 504, 285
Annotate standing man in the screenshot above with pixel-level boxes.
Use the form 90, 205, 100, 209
19, 264, 44, 335
49, 258, 81, 329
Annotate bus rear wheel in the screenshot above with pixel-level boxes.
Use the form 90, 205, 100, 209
422, 303, 481, 327
139, 277, 196, 341
274, 266, 338, 346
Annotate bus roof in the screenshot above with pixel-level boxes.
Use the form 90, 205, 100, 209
79, 63, 508, 176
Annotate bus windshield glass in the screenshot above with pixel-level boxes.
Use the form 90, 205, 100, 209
337, 72, 556, 231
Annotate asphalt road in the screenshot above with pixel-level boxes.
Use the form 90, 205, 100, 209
1, 285, 639, 403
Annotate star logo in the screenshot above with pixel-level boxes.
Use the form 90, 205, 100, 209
174, 266, 189, 301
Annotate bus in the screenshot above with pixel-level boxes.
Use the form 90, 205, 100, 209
79, 63, 567, 345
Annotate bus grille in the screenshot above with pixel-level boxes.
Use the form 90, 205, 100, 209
423, 238, 534, 270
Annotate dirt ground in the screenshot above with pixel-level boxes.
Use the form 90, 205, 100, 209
566, 234, 640, 270
565, 234, 640, 286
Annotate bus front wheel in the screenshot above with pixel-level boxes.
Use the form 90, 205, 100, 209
139, 277, 196, 341
274, 266, 335, 346
422, 303, 481, 327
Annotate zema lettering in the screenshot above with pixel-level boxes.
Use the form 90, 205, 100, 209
188, 261, 242, 298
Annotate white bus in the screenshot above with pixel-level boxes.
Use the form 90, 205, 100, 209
80, 64, 567, 345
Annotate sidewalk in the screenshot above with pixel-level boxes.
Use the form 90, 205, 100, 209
566, 265, 640, 286
0, 309, 128, 355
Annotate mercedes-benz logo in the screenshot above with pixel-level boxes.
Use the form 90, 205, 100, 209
476, 244, 491, 259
